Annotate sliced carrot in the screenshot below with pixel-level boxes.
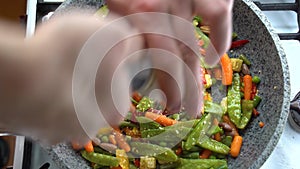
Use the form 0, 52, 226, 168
214, 132, 222, 142
220, 53, 233, 85
200, 149, 212, 159
230, 135, 243, 158
114, 130, 131, 152
259, 121, 265, 128
243, 75, 252, 100
132, 92, 142, 104
84, 140, 94, 153
145, 111, 177, 126
71, 141, 83, 150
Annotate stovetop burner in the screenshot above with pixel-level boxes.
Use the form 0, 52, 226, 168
254, 0, 300, 41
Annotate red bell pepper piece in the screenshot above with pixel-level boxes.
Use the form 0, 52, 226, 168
230, 39, 250, 49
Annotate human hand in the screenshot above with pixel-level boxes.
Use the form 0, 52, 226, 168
1, 12, 143, 145
106, 0, 234, 116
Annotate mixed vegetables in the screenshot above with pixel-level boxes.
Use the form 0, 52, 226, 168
72, 12, 263, 169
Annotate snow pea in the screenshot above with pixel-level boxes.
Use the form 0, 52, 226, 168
184, 113, 212, 150
130, 142, 178, 162
136, 116, 161, 130
227, 73, 242, 127
177, 158, 228, 169
197, 135, 230, 154
238, 100, 253, 129
204, 101, 225, 115
81, 150, 119, 167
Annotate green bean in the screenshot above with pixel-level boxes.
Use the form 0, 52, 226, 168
221, 136, 233, 147
94, 146, 113, 155
181, 152, 199, 159
253, 95, 262, 108
239, 54, 251, 66
177, 158, 228, 169
81, 150, 119, 167
131, 142, 178, 162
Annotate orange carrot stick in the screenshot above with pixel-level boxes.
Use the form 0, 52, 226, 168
200, 149, 212, 159
145, 111, 177, 126
109, 134, 117, 145
84, 140, 94, 153
220, 53, 233, 85
243, 75, 252, 100
214, 133, 222, 142
114, 130, 131, 152
230, 135, 243, 158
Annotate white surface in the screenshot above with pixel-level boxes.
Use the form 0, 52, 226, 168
255, 0, 300, 169
13, 136, 25, 169
26, 0, 37, 37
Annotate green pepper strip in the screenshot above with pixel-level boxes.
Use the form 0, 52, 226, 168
81, 150, 119, 167
130, 142, 178, 163
177, 158, 228, 169
227, 73, 242, 127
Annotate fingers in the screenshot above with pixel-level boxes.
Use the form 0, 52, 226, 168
193, 0, 234, 65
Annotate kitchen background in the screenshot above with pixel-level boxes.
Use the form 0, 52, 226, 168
0, 0, 299, 168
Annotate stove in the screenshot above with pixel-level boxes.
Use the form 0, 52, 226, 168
2, 0, 300, 168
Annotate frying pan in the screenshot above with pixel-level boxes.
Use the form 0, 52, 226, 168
47, 0, 290, 168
